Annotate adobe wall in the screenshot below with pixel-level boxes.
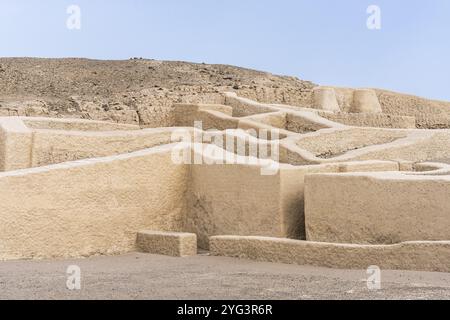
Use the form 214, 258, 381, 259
332, 87, 450, 116
185, 148, 399, 249
347, 131, 450, 163
22, 118, 140, 131
295, 128, 409, 160
0, 145, 189, 260
415, 114, 450, 129
210, 236, 450, 273
376, 89, 450, 118
319, 112, 416, 129
311, 87, 340, 112
330, 87, 450, 129
0, 94, 448, 266
0, 118, 33, 171
173, 104, 239, 130
224, 92, 278, 117
186, 161, 283, 249
0, 117, 187, 171
30, 128, 178, 168
288, 128, 450, 165
305, 172, 450, 244
322, 87, 383, 114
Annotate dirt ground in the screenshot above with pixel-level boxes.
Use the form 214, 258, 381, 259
0, 252, 448, 300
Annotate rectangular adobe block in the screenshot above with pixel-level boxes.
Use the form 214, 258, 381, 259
137, 231, 197, 257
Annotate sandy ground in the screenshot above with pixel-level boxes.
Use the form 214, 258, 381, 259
0, 252, 448, 300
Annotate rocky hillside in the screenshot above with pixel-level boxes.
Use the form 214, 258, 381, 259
1, 58, 449, 128
0, 58, 315, 127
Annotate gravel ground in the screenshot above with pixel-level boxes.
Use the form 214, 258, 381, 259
0, 252, 448, 300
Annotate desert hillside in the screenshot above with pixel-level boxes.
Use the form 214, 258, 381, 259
0, 58, 449, 127
0, 58, 314, 127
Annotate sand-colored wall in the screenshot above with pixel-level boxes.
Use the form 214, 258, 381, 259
0, 145, 189, 260
375, 89, 450, 118
296, 128, 408, 159
285, 113, 334, 133
351, 89, 383, 114
173, 104, 239, 130
137, 231, 197, 257
23, 117, 140, 131
1, 92, 449, 268
0, 118, 33, 171
415, 114, 450, 129
290, 128, 450, 164
210, 236, 450, 273
328, 87, 450, 129
319, 112, 416, 129
279, 161, 399, 240
30, 128, 177, 168
185, 162, 283, 249
185, 154, 399, 249
0, 117, 189, 171
244, 112, 287, 129
331, 87, 450, 116
312, 87, 340, 112
224, 92, 278, 117
305, 172, 450, 244
349, 131, 450, 163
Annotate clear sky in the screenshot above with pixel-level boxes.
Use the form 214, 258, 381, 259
1, 0, 449, 101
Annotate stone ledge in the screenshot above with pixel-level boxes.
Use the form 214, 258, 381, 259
319, 112, 416, 129
210, 235, 450, 273
137, 231, 197, 257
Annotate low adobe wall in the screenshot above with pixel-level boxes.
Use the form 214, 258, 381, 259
375, 89, 450, 120
30, 128, 177, 168
185, 147, 399, 249
312, 87, 340, 112
22, 117, 140, 131
415, 114, 450, 129
295, 128, 408, 160
345, 131, 450, 164
331, 87, 450, 119
286, 128, 450, 165
0, 145, 189, 260
0, 118, 33, 171
319, 112, 416, 129
186, 161, 283, 249
173, 103, 293, 139
210, 236, 450, 273
224, 92, 278, 117
305, 172, 450, 244
0, 117, 183, 171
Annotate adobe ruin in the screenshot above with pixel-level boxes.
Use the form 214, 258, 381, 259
0, 87, 448, 273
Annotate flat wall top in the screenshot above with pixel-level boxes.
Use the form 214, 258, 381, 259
20, 117, 140, 131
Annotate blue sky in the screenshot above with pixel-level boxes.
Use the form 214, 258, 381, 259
1, 0, 449, 101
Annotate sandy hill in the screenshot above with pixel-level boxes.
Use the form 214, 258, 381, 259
0, 58, 449, 127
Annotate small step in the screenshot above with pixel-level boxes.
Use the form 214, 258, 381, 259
137, 231, 197, 257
